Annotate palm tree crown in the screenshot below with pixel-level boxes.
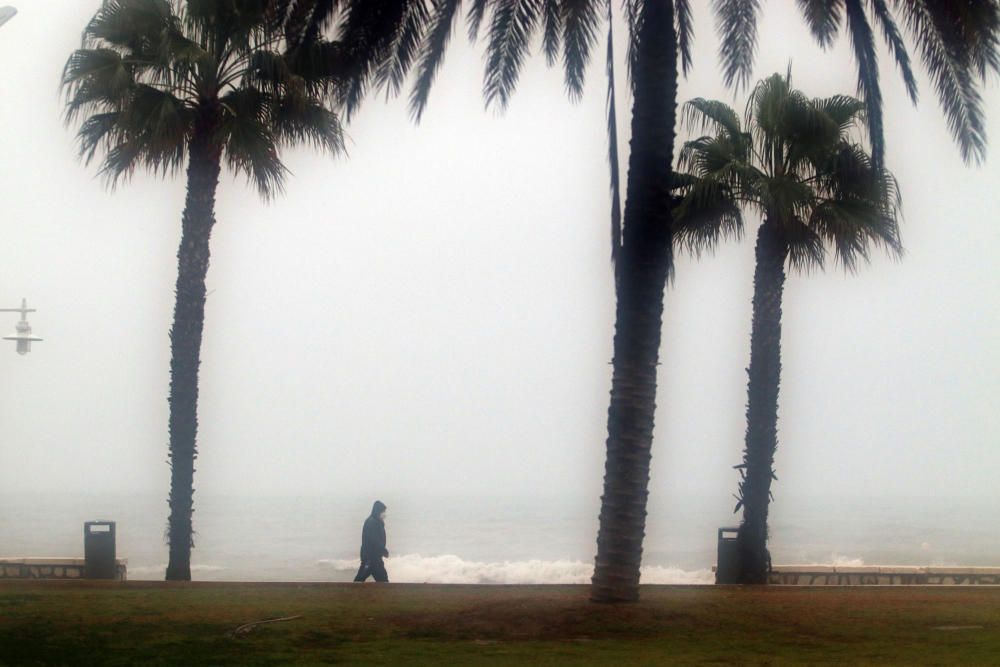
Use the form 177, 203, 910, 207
677, 71, 902, 272
63, 0, 345, 195
713, 0, 1000, 166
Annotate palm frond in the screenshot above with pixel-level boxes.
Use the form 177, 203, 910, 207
410, 0, 463, 122
63, 49, 136, 123
84, 0, 175, 51
66, 0, 345, 202
844, 0, 885, 168
283, 0, 314, 48
620, 0, 641, 92
374, 0, 431, 99
287, 39, 347, 98
783, 217, 826, 272
124, 84, 190, 168
810, 142, 901, 269
676, 71, 901, 275
219, 86, 288, 199
675, 0, 694, 76
795, 0, 842, 48
282, 0, 342, 50
100, 140, 144, 188
679, 136, 759, 196
249, 49, 296, 93
761, 176, 817, 230
673, 176, 745, 257
541, 0, 561, 66
745, 72, 795, 168
605, 0, 621, 266
866, 0, 917, 103
562, 0, 601, 101
273, 92, 346, 155
95, 84, 189, 185
682, 97, 743, 139
921, 0, 1000, 78
467, 0, 488, 41
713, 0, 762, 90
77, 111, 125, 165
336, 0, 411, 118
893, 0, 994, 164
306, 0, 343, 45
483, 0, 541, 110
812, 94, 865, 133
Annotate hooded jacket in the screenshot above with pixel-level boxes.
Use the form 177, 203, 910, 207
360, 500, 387, 562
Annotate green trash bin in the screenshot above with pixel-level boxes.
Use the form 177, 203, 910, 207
84, 521, 116, 579
715, 527, 740, 584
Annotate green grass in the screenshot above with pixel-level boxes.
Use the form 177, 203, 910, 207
0, 582, 998, 665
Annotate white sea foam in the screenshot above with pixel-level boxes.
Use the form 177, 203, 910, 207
318, 553, 713, 585
128, 563, 227, 576
829, 554, 865, 567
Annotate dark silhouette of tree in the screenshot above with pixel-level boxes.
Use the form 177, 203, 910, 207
675, 72, 902, 583
62, 0, 344, 580
714, 0, 1000, 166
463, 0, 693, 603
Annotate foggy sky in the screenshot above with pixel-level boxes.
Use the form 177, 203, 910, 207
0, 0, 997, 521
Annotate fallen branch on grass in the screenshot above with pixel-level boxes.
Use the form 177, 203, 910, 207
230, 615, 302, 637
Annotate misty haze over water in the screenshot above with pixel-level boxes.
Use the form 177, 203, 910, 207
0, 1, 997, 584
2, 492, 996, 583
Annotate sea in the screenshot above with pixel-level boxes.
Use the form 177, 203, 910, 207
1, 492, 997, 583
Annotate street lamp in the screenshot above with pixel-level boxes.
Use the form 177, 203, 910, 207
0, 7, 15, 29
0, 298, 41, 355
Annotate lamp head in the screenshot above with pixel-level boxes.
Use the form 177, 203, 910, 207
3, 319, 42, 355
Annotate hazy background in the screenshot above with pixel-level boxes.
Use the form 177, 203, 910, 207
0, 0, 997, 568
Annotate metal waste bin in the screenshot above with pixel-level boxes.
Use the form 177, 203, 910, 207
84, 521, 116, 579
715, 527, 740, 584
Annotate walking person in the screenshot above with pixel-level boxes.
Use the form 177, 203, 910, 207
354, 500, 389, 582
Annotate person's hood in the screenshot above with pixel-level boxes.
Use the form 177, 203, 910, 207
370, 500, 386, 518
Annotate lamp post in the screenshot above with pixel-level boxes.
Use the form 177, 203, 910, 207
0, 298, 41, 355
0, 7, 15, 29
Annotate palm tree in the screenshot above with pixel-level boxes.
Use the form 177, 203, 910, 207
438, 0, 692, 603
587, 0, 684, 603
714, 0, 1000, 166
676, 72, 902, 583
62, 0, 344, 581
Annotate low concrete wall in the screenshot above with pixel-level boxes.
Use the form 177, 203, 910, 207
768, 565, 1000, 586
0, 557, 127, 581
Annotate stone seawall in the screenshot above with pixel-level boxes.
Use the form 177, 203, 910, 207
0, 558, 127, 581
768, 565, 1000, 586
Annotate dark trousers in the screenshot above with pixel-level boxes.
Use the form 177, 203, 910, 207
354, 558, 388, 582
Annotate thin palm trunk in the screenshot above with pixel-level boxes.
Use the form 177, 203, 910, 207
591, 0, 677, 603
736, 219, 788, 584
165, 106, 222, 582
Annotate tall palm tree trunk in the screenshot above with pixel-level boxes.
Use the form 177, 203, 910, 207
736, 219, 789, 584
165, 106, 222, 582
591, 0, 677, 604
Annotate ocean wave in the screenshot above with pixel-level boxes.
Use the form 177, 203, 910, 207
829, 554, 865, 567
317, 553, 713, 585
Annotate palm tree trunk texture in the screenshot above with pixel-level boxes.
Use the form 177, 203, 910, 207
591, 0, 677, 603
165, 107, 223, 582
736, 220, 789, 584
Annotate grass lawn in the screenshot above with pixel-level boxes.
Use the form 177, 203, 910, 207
0, 581, 998, 665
